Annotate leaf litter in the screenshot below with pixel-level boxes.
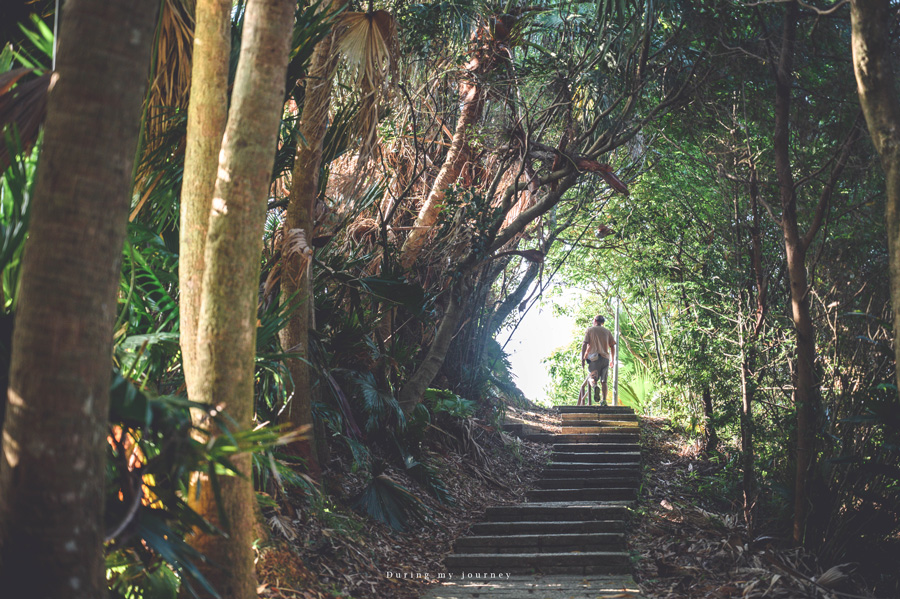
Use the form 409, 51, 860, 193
630, 417, 879, 599
255, 405, 551, 598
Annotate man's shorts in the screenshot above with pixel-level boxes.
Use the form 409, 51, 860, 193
588, 356, 610, 384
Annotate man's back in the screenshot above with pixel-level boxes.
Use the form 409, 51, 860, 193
584, 325, 613, 359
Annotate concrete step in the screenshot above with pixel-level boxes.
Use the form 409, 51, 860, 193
525, 433, 638, 444
469, 520, 625, 536
552, 452, 640, 464
560, 426, 640, 435
483, 503, 630, 522
419, 575, 644, 599
535, 477, 639, 489
556, 406, 634, 414
455, 532, 625, 554
543, 464, 641, 478
562, 419, 639, 427
443, 551, 632, 575
561, 413, 638, 422
526, 488, 636, 502
552, 443, 640, 453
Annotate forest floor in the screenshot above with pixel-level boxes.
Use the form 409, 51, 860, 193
631, 417, 878, 599
254, 406, 881, 599
254, 405, 554, 599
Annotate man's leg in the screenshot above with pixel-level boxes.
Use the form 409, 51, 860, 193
597, 358, 610, 406
587, 369, 599, 406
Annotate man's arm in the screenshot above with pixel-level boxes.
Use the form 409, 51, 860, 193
580, 341, 588, 367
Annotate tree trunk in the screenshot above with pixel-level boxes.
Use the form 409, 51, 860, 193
773, 2, 818, 545
739, 165, 764, 534
851, 0, 900, 393
0, 0, 158, 595
279, 1, 345, 476
487, 260, 540, 336
399, 280, 470, 412
185, 0, 294, 595
399, 75, 482, 268
738, 318, 756, 533
398, 22, 507, 270
180, 0, 232, 399
702, 386, 718, 455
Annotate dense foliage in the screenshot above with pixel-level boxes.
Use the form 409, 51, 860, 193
1, 0, 898, 596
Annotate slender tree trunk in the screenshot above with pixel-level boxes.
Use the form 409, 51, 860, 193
738, 315, 756, 533
399, 19, 513, 270
279, 1, 345, 475
851, 0, 900, 393
487, 260, 540, 336
186, 0, 294, 595
0, 0, 158, 595
740, 165, 765, 533
399, 280, 470, 412
773, 2, 819, 545
180, 0, 231, 398
399, 75, 482, 268
702, 386, 718, 455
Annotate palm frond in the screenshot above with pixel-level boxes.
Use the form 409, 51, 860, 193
0, 131, 34, 310
352, 470, 429, 531
334, 10, 398, 160
0, 68, 49, 171
146, 0, 194, 145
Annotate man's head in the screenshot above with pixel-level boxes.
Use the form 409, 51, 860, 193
594, 315, 605, 325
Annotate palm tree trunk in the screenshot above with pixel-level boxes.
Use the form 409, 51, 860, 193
180, 0, 231, 399
279, 1, 345, 475
0, 0, 158, 594
851, 0, 900, 393
186, 0, 294, 595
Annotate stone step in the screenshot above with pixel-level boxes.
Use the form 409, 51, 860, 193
524, 433, 638, 444
560, 426, 640, 435
562, 419, 639, 428
543, 464, 641, 478
455, 532, 624, 554
483, 503, 630, 522
443, 551, 631, 575
535, 477, 639, 489
556, 406, 634, 414
469, 519, 625, 536
552, 443, 640, 453
560, 413, 638, 422
552, 452, 640, 464
526, 488, 636, 502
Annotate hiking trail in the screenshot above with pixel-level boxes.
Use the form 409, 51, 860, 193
422, 405, 646, 598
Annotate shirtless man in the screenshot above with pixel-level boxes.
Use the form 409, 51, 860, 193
580, 315, 616, 405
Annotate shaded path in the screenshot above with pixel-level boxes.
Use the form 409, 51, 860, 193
422, 405, 645, 598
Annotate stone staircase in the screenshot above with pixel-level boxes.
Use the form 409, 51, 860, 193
442, 405, 641, 577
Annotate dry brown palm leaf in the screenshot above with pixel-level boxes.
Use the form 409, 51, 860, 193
334, 10, 398, 163
145, 0, 193, 147
0, 68, 51, 171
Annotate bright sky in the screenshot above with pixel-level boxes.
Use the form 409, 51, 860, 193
500, 298, 579, 405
